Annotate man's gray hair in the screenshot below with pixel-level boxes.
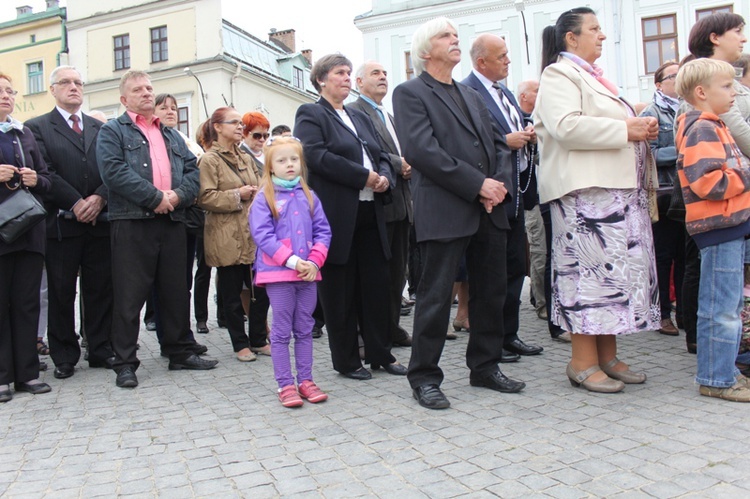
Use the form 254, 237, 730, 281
49, 65, 80, 85
410, 17, 458, 76
354, 60, 380, 90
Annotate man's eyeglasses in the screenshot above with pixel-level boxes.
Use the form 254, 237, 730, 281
53, 79, 85, 88
659, 74, 677, 82
252, 132, 270, 140
0, 87, 18, 96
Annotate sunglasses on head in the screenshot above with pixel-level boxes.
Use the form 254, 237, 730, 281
252, 132, 270, 140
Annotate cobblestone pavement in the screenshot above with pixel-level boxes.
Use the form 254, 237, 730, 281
2, 280, 749, 498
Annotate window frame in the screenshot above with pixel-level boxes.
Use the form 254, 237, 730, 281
641, 13, 679, 74
696, 4, 733, 20
150, 25, 168, 63
405, 51, 414, 80
114, 34, 131, 71
292, 67, 304, 89
177, 106, 189, 137
26, 61, 44, 95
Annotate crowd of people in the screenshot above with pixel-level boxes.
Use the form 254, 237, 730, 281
2, 7, 750, 408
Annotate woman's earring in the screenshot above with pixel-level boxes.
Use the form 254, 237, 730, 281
320, 82, 326, 87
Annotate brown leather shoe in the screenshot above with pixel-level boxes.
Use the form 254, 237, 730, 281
659, 318, 679, 336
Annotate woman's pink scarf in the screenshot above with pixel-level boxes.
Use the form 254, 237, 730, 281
561, 51, 619, 96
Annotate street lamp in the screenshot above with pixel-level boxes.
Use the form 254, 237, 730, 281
184, 67, 209, 119
515, 0, 531, 65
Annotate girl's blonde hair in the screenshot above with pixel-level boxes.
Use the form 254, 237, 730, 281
260, 136, 315, 219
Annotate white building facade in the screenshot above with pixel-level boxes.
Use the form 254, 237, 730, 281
64, 0, 316, 137
355, 0, 750, 106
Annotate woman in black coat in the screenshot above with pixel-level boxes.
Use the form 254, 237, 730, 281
294, 54, 406, 379
0, 73, 53, 402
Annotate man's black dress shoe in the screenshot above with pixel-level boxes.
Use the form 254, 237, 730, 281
413, 384, 450, 409
0, 388, 11, 402
470, 371, 525, 393
14, 381, 52, 394
372, 363, 408, 375
89, 356, 116, 369
191, 343, 209, 355
116, 367, 138, 388
312, 326, 324, 339
168, 354, 218, 371
196, 322, 209, 334
505, 338, 543, 356
499, 349, 520, 363
53, 363, 75, 379
342, 367, 372, 380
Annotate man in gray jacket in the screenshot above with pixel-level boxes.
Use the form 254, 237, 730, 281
97, 70, 217, 388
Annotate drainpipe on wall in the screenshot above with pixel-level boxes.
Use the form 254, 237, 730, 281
612, 0, 624, 95
230, 59, 241, 108
56, 8, 68, 67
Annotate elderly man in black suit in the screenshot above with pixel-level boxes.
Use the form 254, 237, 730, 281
393, 17, 526, 409
348, 60, 413, 349
26, 66, 115, 380
462, 34, 544, 360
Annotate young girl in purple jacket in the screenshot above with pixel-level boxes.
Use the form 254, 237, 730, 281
249, 137, 332, 407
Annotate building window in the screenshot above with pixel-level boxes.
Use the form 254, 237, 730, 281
114, 34, 130, 70
642, 14, 678, 74
292, 67, 304, 89
178, 106, 189, 136
697, 5, 733, 20
151, 26, 168, 63
29, 34, 35, 43
27, 61, 44, 94
405, 51, 414, 80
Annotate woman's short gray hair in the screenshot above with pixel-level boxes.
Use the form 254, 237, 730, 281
310, 53, 352, 92
410, 17, 458, 76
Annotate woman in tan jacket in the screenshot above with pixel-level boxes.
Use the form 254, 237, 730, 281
198, 107, 268, 362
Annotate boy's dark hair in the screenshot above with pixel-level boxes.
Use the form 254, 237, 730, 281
271, 124, 291, 136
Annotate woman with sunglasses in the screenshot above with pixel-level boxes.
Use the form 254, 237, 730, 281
241, 112, 270, 172
639, 62, 684, 338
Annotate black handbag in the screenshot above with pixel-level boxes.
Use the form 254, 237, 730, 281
0, 135, 47, 243
0, 182, 47, 243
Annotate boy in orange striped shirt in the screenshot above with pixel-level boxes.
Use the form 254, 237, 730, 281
675, 58, 750, 402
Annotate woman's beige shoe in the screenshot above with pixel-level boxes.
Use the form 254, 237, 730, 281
236, 349, 257, 362
600, 357, 646, 384
566, 363, 625, 393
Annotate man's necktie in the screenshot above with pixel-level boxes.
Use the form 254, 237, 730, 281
70, 114, 82, 135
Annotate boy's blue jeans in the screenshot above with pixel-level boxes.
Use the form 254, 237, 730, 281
696, 237, 749, 387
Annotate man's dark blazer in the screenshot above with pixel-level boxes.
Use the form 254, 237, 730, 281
392, 71, 512, 243
461, 72, 530, 219
26, 108, 108, 239
347, 97, 412, 225
294, 97, 394, 265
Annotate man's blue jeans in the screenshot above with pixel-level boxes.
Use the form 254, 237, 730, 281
696, 237, 749, 387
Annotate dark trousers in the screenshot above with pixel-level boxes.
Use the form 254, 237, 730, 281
386, 217, 411, 342
0, 251, 43, 384
110, 217, 194, 371
46, 233, 113, 366
193, 236, 212, 323
408, 213, 507, 388
683, 232, 700, 345
407, 224, 422, 296
503, 211, 526, 345
312, 299, 325, 329
248, 284, 271, 346
652, 215, 685, 319
216, 264, 257, 352
318, 202, 395, 373
541, 204, 564, 337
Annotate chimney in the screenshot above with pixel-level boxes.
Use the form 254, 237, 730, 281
46, 0, 59, 10
269, 28, 296, 53
16, 5, 33, 18
301, 49, 313, 66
